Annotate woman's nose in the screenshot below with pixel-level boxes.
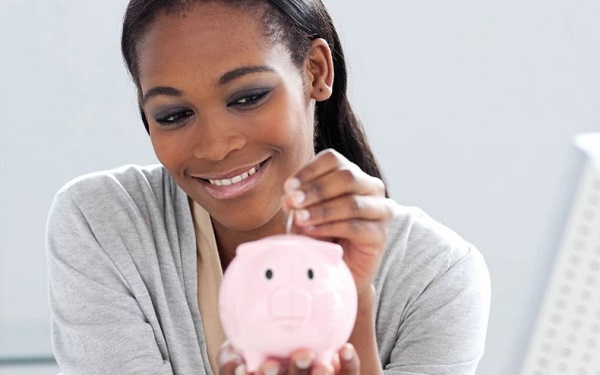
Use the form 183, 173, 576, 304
191, 119, 246, 161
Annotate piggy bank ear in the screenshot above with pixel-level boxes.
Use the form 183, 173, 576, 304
319, 242, 344, 263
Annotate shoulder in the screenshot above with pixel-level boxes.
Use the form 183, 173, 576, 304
47, 164, 185, 236
384, 202, 487, 275
56, 164, 169, 201
46, 163, 193, 277
375, 202, 490, 308
375, 202, 491, 371
51, 164, 178, 212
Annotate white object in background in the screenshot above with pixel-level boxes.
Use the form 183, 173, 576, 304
575, 133, 600, 169
521, 133, 600, 374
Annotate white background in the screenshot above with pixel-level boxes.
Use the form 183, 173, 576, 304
0, 1, 598, 374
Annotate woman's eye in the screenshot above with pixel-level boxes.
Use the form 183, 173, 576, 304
154, 109, 194, 126
230, 90, 270, 108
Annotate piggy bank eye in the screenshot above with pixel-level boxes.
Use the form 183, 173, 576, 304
265, 269, 273, 280
307, 268, 314, 280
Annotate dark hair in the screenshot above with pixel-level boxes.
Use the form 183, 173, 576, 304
121, 0, 386, 186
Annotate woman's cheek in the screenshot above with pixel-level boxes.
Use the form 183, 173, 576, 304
150, 130, 187, 171
265, 91, 314, 145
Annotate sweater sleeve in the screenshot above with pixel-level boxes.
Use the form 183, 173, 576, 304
373, 206, 491, 375
384, 247, 490, 375
46, 187, 174, 375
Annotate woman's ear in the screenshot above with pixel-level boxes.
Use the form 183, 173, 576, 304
306, 38, 334, 101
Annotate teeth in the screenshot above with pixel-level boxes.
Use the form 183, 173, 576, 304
208, 164, 260, 186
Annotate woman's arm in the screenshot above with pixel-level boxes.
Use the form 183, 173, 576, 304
349, 285, 383, 375
47, 184, 174, 375
282, 149, 393, 375
382, 246, 491, 374
282, 149, 490, 374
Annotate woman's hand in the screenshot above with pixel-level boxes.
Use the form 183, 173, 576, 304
217, 341, 360, 375
282, 149, 394, 298
218, 149, 387, 375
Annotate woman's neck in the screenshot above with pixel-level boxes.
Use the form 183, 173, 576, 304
211, 209, 287, 270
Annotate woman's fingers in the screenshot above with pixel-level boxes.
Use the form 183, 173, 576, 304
285, 150, 384, 203
281, 148, 393, 293
285, 149, 347, 189
292, 195, 393, 229
338, 344, 360, 375
286, 346, 358, 375
217, 341, 246, 375
217, 343, 359, 375
255, 358, 282, 375
303, 219, 387, 251
288, 348, 315, 375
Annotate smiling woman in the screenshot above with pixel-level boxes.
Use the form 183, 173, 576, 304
138, 3, 318, 241
45, 1, 491, 374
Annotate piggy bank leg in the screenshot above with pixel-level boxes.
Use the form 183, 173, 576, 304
243, 350, 264, 373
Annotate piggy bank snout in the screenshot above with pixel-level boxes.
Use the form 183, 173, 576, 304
269, 287, 312, 322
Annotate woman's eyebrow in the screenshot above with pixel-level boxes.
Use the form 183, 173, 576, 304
142, 86, 183, 105
142, 66, 275, 105
218, 65, 276, 86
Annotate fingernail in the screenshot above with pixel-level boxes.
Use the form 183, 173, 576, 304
290, 190, 305, 206
217, 348, 242, 367
296, 356, 312, 370
263, 364, 279, 375
234, 364, 246, 375
296, 209, 310, 222
341, 345, 353, 361
285, 178, 301, 191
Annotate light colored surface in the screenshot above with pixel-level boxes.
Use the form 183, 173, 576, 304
575, 133, 600, 168
0, 364, 60, 375
521, 155, 600, 374
0, 0, 599, 374
324, 2, 600, 374
0, 320, 52, 360
0, 0, 158, 359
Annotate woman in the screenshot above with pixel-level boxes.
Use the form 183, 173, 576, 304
46, 0, 491, 374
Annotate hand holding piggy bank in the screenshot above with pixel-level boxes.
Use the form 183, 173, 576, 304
218, 234, 358, 372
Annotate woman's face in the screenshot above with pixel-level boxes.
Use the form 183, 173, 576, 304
138, 3, 317, 233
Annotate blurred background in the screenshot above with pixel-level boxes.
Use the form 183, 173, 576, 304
0, 0, 598, 374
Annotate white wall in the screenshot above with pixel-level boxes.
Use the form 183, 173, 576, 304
324, 1, 600, 374
1, 1, 599, 374
0, 0, 158, 360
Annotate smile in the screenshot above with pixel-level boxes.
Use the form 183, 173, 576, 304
195, 158, 271, 200
208, 164, 260, 186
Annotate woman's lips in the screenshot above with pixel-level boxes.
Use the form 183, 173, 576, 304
207, 163, 259, 186
194, 158, 271, 200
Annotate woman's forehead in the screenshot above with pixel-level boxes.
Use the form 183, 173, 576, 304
138, 4, 279, 79
136, 2, 298, 91
142, 3, 267, 53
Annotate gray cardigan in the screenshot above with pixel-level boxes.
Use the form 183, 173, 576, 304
46, 164, 490, 374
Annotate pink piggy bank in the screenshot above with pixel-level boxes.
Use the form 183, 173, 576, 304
218, 234, 357, 372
